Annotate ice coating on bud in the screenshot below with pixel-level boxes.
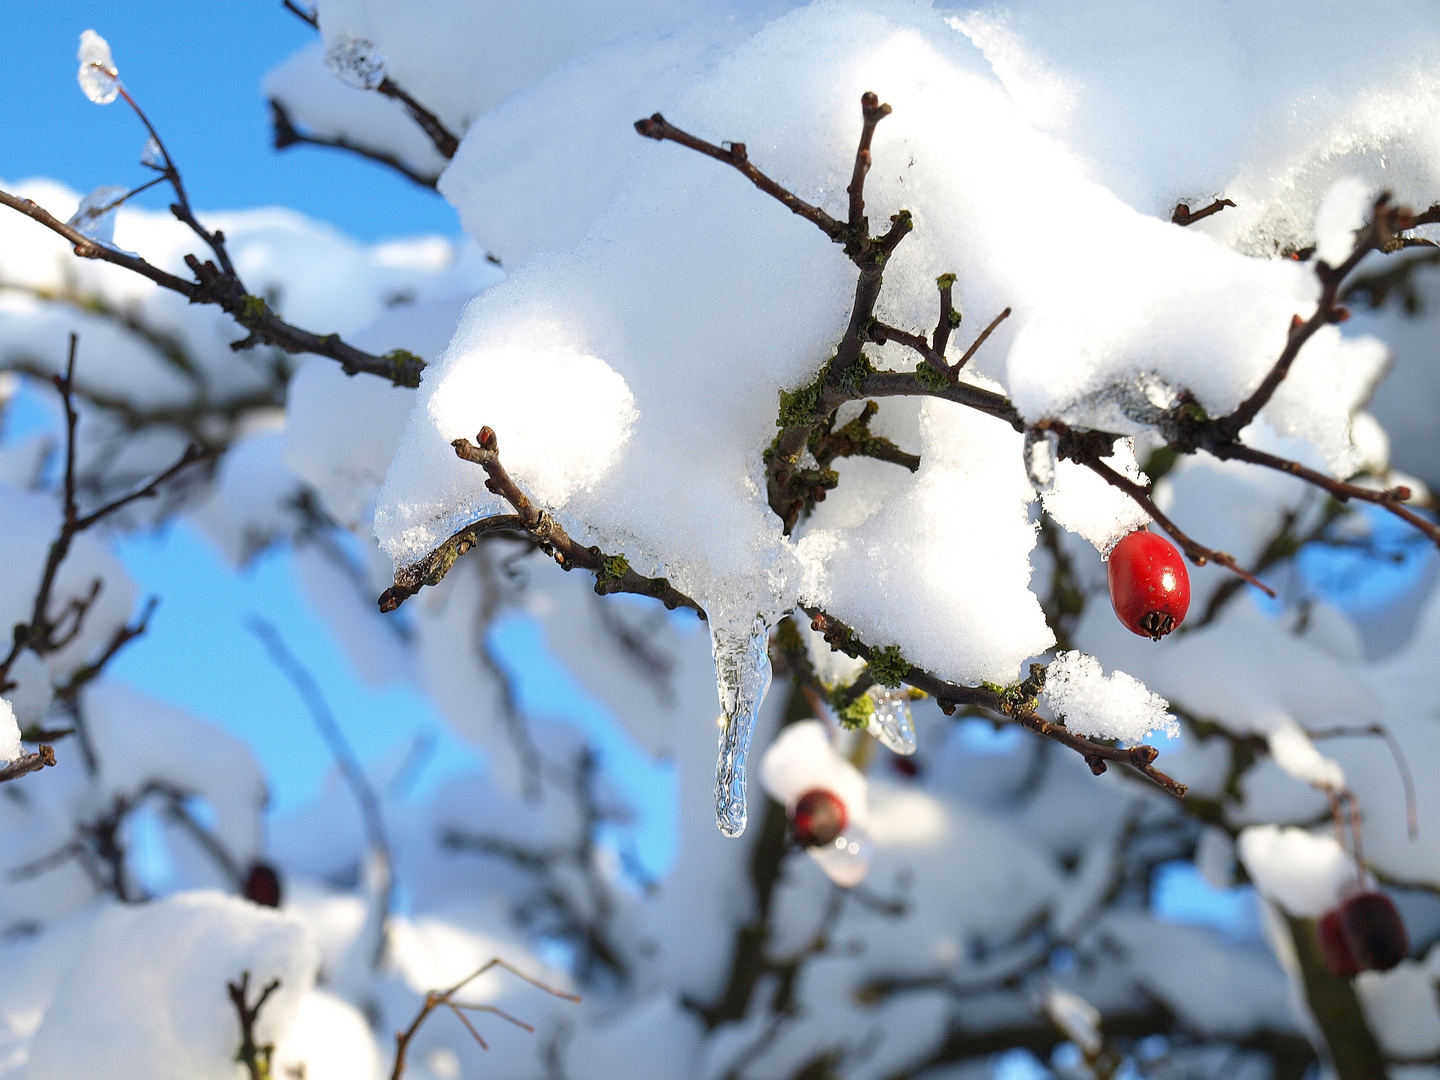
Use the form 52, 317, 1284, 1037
325, 33, 388, 91
66, 186, 130, 246
1023, 427, 1058, 494
711, 615, 772, 838
867, 685, 917, 755
141, 136, 164, 169
807, 822, 873, 887
77, 30, 119, 105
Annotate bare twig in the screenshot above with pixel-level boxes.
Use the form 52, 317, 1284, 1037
390, 958, 579, 1080
0, 745, 56, 784
635, 114, 845, 241
248, 618, 393, 963
376, 79, 460, 159
1171, 198, 1235, 226
228, 971, 281, 1080
281, 0, 319, 29
0, 186, 425, 386
270, 99, 440, 190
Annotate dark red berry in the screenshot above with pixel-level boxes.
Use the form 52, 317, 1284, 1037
1340, 891, 1409, 972
792, 789, 847, 848
1108, 530, 1191, 640
244, 862, 282, 908
892, 756, 921, 779
1317, 908, 1361, 977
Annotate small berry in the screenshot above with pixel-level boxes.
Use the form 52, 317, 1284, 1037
1317, 908, 1361, 978
1108, 530, 1191, 640
792, 789, 847, 848
244, 862, 283, 908
1340, 891, 1409, 972
892, 756, 921, 779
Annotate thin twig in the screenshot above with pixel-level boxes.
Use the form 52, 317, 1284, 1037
390, 957, 579, 1080
270, 99, 440, 190
248, 617, 393, 964
1171, 198, 1235, 226
228, 971, 282, 1080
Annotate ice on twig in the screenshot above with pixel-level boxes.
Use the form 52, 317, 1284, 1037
711, 615, 772, 837
325, 33, 388, 91
66, 185, 130, 246
1042, 985, 1103, 1057
141, 136, 164, 169
1041, 651, 1177, 743
867, 685, 917, 755
807, 823, 874, 888
77, 30, 119, 105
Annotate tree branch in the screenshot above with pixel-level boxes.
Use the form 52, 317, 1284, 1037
228, 971, 281, 1080
383, 426, 706, 617
270, 98, 440, 190
804, 608, 1187, 798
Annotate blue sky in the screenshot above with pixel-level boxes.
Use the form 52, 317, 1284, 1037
1, 1, 457, 241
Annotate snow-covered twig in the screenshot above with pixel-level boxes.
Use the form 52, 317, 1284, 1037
804, 608, 1188, 798
390, 426, 706, 616
270, 97, 442, 189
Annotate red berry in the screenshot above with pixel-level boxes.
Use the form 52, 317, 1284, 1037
792, 789, 847, 848
1108, 530, 1191, 640
244, 862, 283, 908
1317, 908, 1361, 977
892, 756, 921, 779
1340, 891, 1409, 972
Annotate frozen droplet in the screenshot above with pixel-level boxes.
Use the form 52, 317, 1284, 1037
867, 686, 916, 755
711, 615, 772, 838
807, 822, 873, 887
66, 185, 129, 246
140, 136, 164, 169
1024, 427, 1058, 494
325, 32, 388, 90
77, 30, 119, 105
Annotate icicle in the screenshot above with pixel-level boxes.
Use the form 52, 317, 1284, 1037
66, 186, 129, 246
867, 686, 916, 755
325, 32, 388, 90
1023, 427, 1059, 495
808, 822, 874, 888
77, 30, 119, 105
711, 615, 772, 838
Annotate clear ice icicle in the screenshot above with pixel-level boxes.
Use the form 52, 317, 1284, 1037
711, 616, 773, 838
141, 136, 163, 169
325, 32, 388, 90
867, 686, 917, 755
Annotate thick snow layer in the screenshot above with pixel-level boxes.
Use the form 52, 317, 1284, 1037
26, 892, 317, 1080
378, 0, 1404, 688
950, 0, 1440, 255
271, 989, 384, 1080
1041, 651, 1176, 743
1040, 440, 1151, 554
1237, 825, 1359, 918
0, 700, 20, 763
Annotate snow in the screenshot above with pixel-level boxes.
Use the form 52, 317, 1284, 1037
1265, 716, 1345, 791
1315, 177, 1376, 267
1236, 825, 1359, 918
272, 989, 384, 1080
0, 700, 20, 763
1041, 651, 1176, 743
1, 649, 52, 732
26, 892, 317, 1080
1040, 440, 1151, 554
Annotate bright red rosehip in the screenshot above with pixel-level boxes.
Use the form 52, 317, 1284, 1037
244, 862, 283, 908
1317, 908, 1361, 978
792, 789, 847, 848
1340, 891, 1409, 972
1107, 530, 1191, 640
